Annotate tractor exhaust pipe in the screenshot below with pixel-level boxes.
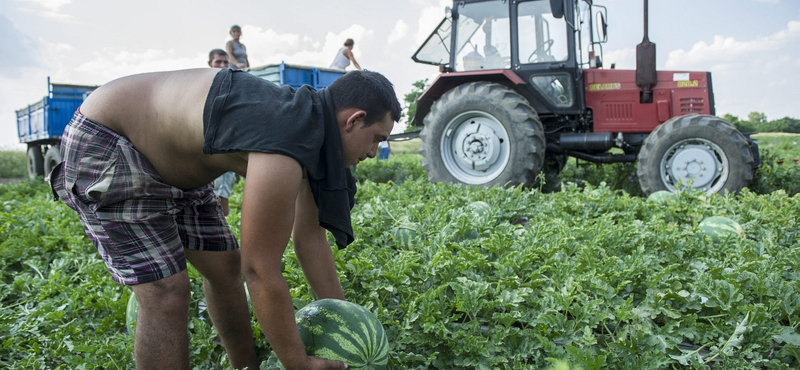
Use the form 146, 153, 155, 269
636, 0, 657, 104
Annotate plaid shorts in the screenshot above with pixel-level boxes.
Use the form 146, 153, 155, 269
49, 112, 239, 285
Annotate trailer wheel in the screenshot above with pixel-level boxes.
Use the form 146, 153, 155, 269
44, 145, 62, 177
27, 145, 44, 179
637, 114, 754, 195
419, 82, 545, 187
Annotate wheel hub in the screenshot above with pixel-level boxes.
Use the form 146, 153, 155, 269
664, 142, 723, 190
441, 110, 509, 184
456, 129, 501, 171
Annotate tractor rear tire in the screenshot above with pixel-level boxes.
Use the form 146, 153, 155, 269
27, 145, 44, 179
419, 82, 545, 187
44, 145, 62, 177
637, 114, 754, 195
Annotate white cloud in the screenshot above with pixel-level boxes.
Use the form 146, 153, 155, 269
388, 20, 409, 45
602, 48, 636, 69
665, 20, 800, 70
71, 48, 200, 85
414, 0, 452, 47
13, 0, 74, 20
0, 15, 41, 74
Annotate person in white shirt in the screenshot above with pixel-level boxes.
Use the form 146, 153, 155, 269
330, 38, 361, 70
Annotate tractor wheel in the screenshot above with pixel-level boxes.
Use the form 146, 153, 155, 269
419, 82, 545, 187
637, 114, 754, 195
27, 145, 44, 179
44, 145, 62, 176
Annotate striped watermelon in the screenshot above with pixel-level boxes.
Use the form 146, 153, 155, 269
647, 190, 678, 205
391, 224, 418, 247
467, 201, 493, 216
295, 299, 388, 369
699, 216, 744, 241
126, 292, 137, 335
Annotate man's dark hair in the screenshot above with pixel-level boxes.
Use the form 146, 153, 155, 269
327, 70, 401, 127
208, 48, 227, 62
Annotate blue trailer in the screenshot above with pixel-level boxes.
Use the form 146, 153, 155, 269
247, 62, 345, 90
16, 78, 98, 179
16, 63, 345, 179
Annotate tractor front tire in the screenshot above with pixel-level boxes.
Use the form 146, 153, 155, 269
637, 114, 754, 195
419, 82, 545, 187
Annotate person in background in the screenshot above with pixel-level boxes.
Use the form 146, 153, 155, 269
226, 25, 249, 69
208, 49, 237, 216
329, 38, 361, 70
378, 140, 390, 160
208, 49, 230, 68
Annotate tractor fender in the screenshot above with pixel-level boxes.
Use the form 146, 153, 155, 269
411, 70, 527, 127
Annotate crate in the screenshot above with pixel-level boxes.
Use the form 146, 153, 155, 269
247, 62, 345, 90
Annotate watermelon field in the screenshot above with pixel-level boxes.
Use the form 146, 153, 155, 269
0, 134, 798, 369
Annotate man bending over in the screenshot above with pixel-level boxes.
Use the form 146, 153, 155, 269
49, 68, 401, 370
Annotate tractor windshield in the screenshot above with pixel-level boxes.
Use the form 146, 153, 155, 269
453, 1, 511, 71
517, 1, 569, 64
412, 0, 569, 72
412, 17, 453, 66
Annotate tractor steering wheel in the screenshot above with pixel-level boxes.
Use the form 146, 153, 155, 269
527, 39, 554, 63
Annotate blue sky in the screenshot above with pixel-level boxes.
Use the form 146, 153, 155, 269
1, 0, 798, 149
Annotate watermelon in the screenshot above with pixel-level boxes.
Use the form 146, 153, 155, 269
698, 216, 744, 241
391, 224, 418, 247
442, 223, 478, 241
467, 201, 493, 216
126, 292, 138, 335
294, 299, 389, 369
647, 190, 678, 205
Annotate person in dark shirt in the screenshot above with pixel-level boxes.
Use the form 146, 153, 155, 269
207, 48, 230, 69
49, 68, 401, 370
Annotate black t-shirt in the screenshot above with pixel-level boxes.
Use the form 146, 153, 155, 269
202, 68, 356, 248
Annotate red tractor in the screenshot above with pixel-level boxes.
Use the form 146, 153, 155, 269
409, 0, 759, 195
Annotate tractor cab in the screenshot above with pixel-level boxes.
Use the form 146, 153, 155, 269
413, 0, 604, 116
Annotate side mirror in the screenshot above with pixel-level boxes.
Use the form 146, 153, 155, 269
596, 11, 608, 42
549, 0, 564, 19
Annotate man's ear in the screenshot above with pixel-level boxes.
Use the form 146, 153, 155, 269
343, 109, 368, 132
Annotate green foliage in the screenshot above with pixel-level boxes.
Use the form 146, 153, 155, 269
750, 135, 800, 196
344, 180, 800, 369
1, 143, 799, 369
726, 112, 800, 134
557, 160, 645, 197
400, 79, 428, 129
0, 180, 271, 369
352, 154, 425, 185
0, 150, 26, 178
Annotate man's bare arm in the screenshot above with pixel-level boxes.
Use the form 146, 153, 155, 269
240, 153, 345, 370
292, 177, 345, 300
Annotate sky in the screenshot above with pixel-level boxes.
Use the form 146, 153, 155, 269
1, 0, 799, 150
